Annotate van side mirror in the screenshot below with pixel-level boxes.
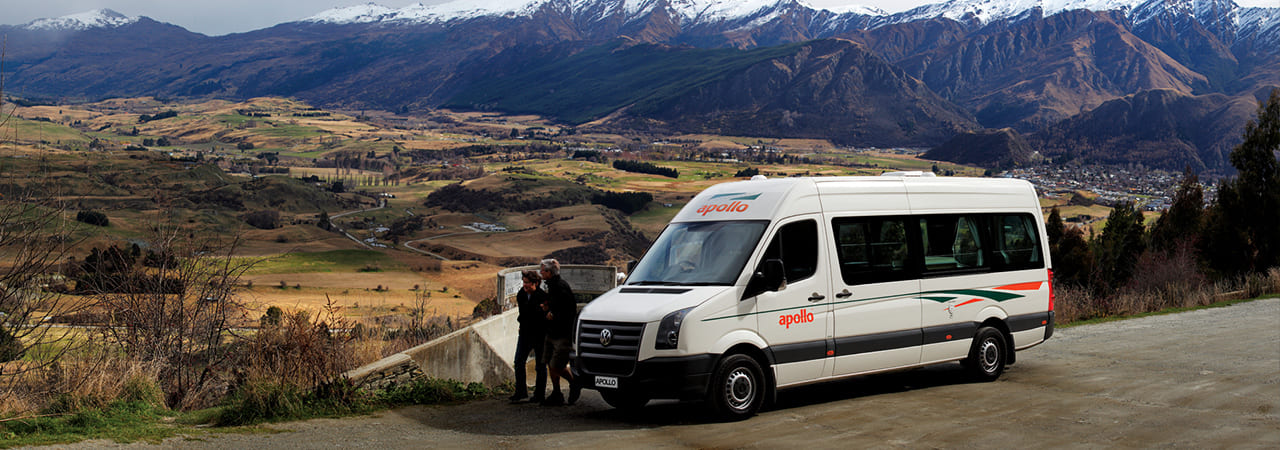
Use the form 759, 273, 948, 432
626, 260, 638, 274
744, 259, 786, 299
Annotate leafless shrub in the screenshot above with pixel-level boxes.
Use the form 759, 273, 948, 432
1243, 268, 1278, 298
0, 49, 96, 406
375, 313, 460, 357
1124, 245, 1206, 308
83, 227, 256, 410
237, 296, 358, 391
1054, 284, 1098, 323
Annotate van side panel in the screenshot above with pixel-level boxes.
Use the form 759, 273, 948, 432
817, 181, 923, 378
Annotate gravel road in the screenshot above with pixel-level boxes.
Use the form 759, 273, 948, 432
54, 298, 1280, 449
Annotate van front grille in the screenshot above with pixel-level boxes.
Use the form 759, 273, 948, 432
577, 321, 643, 376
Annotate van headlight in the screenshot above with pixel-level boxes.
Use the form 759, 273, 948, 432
655, 307, 694, 350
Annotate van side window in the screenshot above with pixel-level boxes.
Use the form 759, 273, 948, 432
995, 214, 1043, 270
920, 215, 989, 272
761, 220, 818, 283
833, 218, 910, 285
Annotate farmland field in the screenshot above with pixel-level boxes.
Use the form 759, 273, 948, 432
2, 96, 998, 328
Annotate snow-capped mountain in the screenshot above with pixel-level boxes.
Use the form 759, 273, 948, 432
3, 0, 1275, 171
1236, 3, 1280, 49
302, 0, 1276, 38
882, 0, 1137, 26
21, 8, 139, 31
301, 0, 886, 26
296, 0, 1269, 48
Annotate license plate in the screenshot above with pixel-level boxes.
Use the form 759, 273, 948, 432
594, 376, 618, 388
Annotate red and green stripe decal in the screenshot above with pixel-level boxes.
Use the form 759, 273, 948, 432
926, 282, 1044, 304
704, 281, 1045, 322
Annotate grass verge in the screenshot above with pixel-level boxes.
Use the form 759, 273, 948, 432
0, 401, 176, 448
0, 378, 496, 448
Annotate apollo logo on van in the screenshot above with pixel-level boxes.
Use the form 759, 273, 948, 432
778, 309, 815, 328
696, 192, 762, 216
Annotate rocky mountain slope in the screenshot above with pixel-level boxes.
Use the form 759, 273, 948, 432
2, 1, 1277, 170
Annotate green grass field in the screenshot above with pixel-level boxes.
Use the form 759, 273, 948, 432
244, 250, 407, 275
5, 118, 91, 146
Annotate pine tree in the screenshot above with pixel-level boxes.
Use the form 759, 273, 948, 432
1046, 207, 1092, 287
1148, 166, 1204, 254
1201, 89, 1280, 276
1093, 202, 1146, 291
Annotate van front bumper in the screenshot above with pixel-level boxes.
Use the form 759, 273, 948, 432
574, 354, 717, 401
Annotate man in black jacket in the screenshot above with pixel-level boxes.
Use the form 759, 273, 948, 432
510, 270, 548, 403
539, 258, 581, 406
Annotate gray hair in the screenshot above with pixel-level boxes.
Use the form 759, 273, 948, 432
539, 258, 560, 276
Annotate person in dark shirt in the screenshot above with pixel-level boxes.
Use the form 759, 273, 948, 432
539, 258, 581, 406
509, 270, 549, 403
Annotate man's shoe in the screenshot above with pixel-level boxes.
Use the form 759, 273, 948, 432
567, 380, 582, 405
541, 392, 564, 406
508, 393, 528, 403
529, 393, 545, 404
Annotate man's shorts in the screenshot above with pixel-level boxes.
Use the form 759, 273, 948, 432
544, 336, 572, 368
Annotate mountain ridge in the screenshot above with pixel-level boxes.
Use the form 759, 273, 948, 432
2, 0, 1277, 171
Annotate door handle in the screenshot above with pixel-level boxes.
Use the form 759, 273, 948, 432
808, 293, 825, 302
835, 289, 852, 299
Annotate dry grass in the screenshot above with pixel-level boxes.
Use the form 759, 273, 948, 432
1055, 268, 1280, 324
2, 352, 164, 416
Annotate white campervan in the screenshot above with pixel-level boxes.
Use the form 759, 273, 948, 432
573, 173, 1054, 419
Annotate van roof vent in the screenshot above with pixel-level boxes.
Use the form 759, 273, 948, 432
750, 175, 767, 181
880, 171, 936, 177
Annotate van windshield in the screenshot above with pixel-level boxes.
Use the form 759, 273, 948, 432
627, 220, 769, 286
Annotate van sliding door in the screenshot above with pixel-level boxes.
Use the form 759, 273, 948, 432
827, 216, 923, 376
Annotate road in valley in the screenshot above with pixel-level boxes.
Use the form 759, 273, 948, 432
74, 298, 1280, 448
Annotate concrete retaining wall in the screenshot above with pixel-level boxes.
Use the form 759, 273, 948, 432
346, 265, 618, 389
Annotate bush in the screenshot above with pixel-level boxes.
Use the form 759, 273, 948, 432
138, 110, 178, 123
376, 378, 487, 406
0, 327, 21, 362
260, 306, 284, 327
471, 297, 502, 319
213, 378, 373, 426
613, 159, 678, 178
592, 191, 652, 214
75, 210, 109, 227
242, 210, 281, 230
214, 381, 308, 426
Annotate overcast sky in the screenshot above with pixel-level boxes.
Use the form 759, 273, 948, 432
2, 0, 1275, 36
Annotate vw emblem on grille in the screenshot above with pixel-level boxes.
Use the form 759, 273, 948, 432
599, 328, 613, 347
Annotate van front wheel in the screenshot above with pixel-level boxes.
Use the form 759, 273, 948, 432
963, 327, 1007, 381
707, 354, 765, 420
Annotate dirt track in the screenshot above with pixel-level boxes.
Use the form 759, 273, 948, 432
63, 298, 1280, 449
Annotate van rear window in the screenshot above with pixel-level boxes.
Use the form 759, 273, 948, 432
831, 213, 1044, 285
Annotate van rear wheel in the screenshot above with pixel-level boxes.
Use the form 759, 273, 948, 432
707, 354, 765, 420
963, 327, 1007, 381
